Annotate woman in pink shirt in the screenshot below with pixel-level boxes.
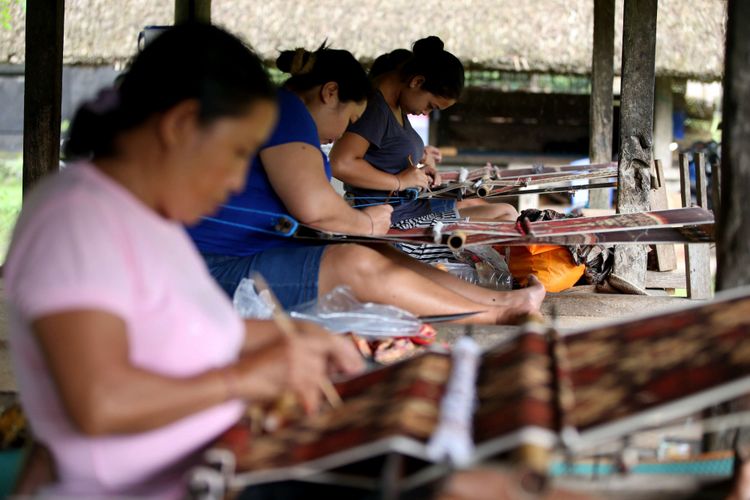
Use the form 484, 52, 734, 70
3, 24, 362, 498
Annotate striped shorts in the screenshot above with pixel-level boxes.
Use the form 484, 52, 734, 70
392, 209, 464, 261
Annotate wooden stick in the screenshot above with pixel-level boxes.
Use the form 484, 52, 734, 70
250, 272, 342, 407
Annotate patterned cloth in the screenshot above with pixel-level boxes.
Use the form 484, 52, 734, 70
392, 209, 463, 261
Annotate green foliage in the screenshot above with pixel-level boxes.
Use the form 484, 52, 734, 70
0, 152, 22, 262
464, 70, 591, 94
0, 0, 24, 31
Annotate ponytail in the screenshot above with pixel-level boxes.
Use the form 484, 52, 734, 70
277, 44, 371, 103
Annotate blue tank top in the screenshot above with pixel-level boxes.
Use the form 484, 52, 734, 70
188, 88, 330, 256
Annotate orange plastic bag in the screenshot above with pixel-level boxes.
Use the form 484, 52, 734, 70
503, 244, 585, 292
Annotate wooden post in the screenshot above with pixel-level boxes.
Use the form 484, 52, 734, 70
22, 0, 65, 194
611, 0, 657, 293
649, 159, 677, 271
680, 153, 712, 299
710, 158, 721, 228
588, 0, 615, 209
175, 0, 211, 24
702, 0, 750, 454
716, 0, 750, 292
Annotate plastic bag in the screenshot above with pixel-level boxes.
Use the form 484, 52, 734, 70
433, 247, 513, 291
289, 286, 422, 338
506, 244, 585, 292
465, 246, 513, 290
232, 278, 274, 319
433, 262, 480, 284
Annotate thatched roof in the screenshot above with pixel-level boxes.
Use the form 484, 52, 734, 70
0, 0, 727, 80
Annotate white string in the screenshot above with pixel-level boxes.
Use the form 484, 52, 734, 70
426, 336, 481, 466
458, 167, 469, 183
432, 221, 444, 244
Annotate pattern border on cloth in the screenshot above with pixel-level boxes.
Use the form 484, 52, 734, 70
393, 209, 463, 261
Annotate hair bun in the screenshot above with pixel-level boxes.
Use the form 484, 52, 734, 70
413, 36, 445, 56
276, 48, 316, 75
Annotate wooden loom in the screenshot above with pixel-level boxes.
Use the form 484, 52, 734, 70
188, 287, 750, 498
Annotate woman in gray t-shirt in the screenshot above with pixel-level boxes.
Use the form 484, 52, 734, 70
331, 36, 517, 228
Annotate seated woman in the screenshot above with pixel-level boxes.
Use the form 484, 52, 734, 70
188, 45, 545, 325
329, 37, 517, 250
4, 24, 362, 497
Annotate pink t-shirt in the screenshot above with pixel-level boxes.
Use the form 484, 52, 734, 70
4, 163, 245, 498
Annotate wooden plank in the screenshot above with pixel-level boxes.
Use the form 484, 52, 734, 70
680, 153, 713, 299
645, 270, 686, 289
22, 0, 65, 194
695, 153, 709, 209
711, 155, 721, 228
588, 0, 615, 210
612, 0, 658, 293
717, 0, 750, 292
541, 293, 690, 319
679, 153, 691, 207
650, 159, 677, 271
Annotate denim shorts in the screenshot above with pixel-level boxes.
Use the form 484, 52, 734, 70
202, 245, 327, 309
391, 198, 457, 224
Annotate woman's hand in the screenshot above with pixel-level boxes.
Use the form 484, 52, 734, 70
232, 321, 364, 413
361, 205, 393, 235
421, 146, 443, 186
421, 145, 442, 167
423, 165, 442, 187
396, 166, 431, 190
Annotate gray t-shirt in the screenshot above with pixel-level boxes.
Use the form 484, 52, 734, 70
346, 91, 454, 223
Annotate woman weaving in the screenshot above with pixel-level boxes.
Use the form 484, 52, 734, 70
187, 45, 545, 325
4, 24, 362, 497
329, 37, 518, 260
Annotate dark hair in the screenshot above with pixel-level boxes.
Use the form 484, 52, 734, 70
369, 49, 411, 80
64, 23, 275, 160
370, 36, 464, 100
276, 45, 371, 103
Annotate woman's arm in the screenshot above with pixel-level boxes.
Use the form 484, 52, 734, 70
242, 319, 284, 351
261, 142, 391, 234
330, 132, 431, 190
33, 309, 363, 435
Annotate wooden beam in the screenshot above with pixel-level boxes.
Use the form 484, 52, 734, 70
22, 0, 65, 194
716, 0, 750, 292
680, 153, 713, 299
588, 0, 615, 210
711, 155, 721, 228
611, 0, 657, 293
645, 270, 685, 289
541, 292, 690, 319
175, 0, 211, 24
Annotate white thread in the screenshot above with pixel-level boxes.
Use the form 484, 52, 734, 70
432, 221, 444, 244
426, 336, 481, 466
458, 167, 469, 183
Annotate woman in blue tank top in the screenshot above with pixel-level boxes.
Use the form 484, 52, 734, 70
188, 45, 544, 324
330, 37, 517, 228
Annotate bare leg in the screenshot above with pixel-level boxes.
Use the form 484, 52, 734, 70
376, 244, 545, 310
455, 198, 486, 209
318, 244, 544, 324
458, 200, 518, 221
